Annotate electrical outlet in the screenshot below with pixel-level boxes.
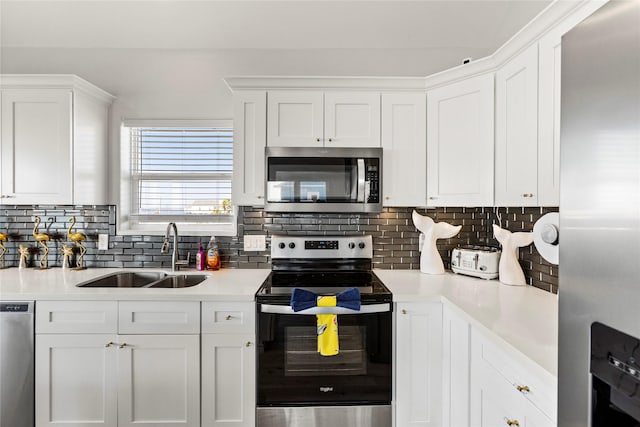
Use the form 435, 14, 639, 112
244, 235, 266, 252
98, 234, 109, 250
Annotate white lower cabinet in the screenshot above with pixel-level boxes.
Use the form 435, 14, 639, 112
201, 302, 255, 427
470, 328, 556, 427
395, 302, 443, 427
442, 305, 471, 427
35, 301, 201, 427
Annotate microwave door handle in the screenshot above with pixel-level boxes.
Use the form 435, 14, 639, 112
260, 303, 391, 315
357, 158, 366, 202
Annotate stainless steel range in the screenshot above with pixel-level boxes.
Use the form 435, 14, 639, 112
255, 235, 392, 427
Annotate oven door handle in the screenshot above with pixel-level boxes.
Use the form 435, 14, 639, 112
260, 303, 391, 315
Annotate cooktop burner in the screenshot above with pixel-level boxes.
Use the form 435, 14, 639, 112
255, 235, 392, 305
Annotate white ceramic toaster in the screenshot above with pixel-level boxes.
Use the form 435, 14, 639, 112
451, 246, 501, 280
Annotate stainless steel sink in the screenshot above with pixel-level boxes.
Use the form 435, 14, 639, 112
147, 274, 208, 288
77, 272, 168, 288
76, 272, 207, 288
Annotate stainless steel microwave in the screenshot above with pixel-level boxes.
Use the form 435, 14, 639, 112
264, 147, 382, 213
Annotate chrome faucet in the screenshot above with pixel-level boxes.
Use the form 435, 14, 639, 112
161, 222, 189, 271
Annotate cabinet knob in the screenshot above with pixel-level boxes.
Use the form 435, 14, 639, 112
516, 385, 530, 393
105, 341, 114, 348
245, 341, 252, 347
428, 196, 436, 200
119, 343, 127, 349
385, 196, 390, 200
401, 309, 407, 315
505, 420, 520, 427
257, 195, 263, 199
316, 138, 321, 142
225, 315, 232, 321
328, 138, 333, 142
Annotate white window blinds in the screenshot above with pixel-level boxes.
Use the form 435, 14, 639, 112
129, 126, 233, 223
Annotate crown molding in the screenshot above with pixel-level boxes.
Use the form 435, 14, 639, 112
225, 0, 608, 93
1, 74, 115, 104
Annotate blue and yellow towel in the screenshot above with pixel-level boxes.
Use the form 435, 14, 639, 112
316, 296, 339, 356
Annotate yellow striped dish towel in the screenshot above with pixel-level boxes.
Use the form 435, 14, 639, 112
316, 296, 339, 356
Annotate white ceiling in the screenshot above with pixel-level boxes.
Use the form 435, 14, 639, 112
1, 1, 553, 52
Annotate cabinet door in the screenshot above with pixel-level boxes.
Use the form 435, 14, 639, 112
395, 302, 443, 427
426, 74, 494, 206
267, 91, 323, 147
442, 306, 471, 427
233, 90, 266, 205
201, 334, 255, 427
1, 89, 72, 204
495, 44, 539, 206
381, 93, 427, 206
35, 334, 118, 427
117, 335, 200, 427
325, 92, 381, 148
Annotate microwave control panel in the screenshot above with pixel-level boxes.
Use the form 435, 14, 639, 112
366, 163, 379, 203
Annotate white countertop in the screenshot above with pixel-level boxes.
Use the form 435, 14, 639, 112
375, 270, 558, 377
0, 267, 270, 301
0, 266, 557, 377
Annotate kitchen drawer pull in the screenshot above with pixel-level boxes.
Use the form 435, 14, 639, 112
105, 341, 114, 348
119, 342, 127, 349
1, 195, 16, 198
401, 309, 407, 315
505, 419, 520, 427
245, 341, 252, 347
516, 385, 530, 393
225, 315, 232, 321
521, 193, 534, 198
428, 196, 436, 200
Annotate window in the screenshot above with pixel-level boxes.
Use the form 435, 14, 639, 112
118, 120, 236, 236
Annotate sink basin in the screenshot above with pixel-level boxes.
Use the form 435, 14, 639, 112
76, 272, 207, 289
77, 271, 168, 288
147, 274, 208, 288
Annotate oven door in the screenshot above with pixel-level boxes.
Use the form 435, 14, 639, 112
256, 303, 392, 406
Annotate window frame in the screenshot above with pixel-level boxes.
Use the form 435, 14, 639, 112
117, 119, 237, 236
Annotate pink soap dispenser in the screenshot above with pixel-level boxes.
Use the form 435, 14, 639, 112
196, 242, 205, 271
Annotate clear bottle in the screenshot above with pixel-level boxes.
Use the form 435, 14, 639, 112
205, 236, 221, 271
195, 242, 205, 271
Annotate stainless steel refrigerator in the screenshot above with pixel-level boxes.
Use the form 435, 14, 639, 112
559, 1, 640, 426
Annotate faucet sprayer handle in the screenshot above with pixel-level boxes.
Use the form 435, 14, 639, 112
160, 239, 170, 254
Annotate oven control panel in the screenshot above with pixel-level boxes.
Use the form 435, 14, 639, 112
271, 235, 372, 259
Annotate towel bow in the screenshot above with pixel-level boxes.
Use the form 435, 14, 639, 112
290, 287, 361, 312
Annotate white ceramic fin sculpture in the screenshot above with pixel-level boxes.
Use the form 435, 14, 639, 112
412, 210, 462, 274
492, 224, 534, 286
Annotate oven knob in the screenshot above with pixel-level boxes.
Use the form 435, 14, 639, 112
289, 242, 296, 249
278, 243, 285, 249
348, 242, 356, 249
358, 242, 366, 249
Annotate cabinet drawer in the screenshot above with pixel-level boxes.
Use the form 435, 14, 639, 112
201, 302, 255, 334
118, 301, 200, 334
474, 330, 557, 420
36, 301, 118, 334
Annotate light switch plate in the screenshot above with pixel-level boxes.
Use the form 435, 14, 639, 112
244, 235, 266, 251
98, 234, 109, 250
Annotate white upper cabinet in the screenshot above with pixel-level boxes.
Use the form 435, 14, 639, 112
232, 90, 267, 206
267, 90, 380, 148
0, 75, 113, 205
495, 44, 540, 206
381, 92, 426, 207
426, 74, 495, 207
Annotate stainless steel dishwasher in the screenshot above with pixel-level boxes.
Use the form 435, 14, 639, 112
0, 301, 34, 427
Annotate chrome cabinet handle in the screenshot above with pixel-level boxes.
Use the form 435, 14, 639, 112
516, 385, 530, 393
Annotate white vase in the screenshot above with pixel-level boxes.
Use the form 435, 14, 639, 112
492, 224, 534, 286
412, 210, 462, 274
